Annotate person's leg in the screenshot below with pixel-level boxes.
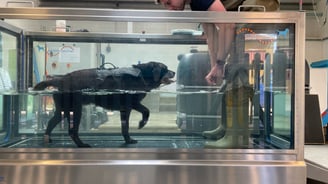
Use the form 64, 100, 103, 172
205, 87, 251, 148
202, 91, 226, 140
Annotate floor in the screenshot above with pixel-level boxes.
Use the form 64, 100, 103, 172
305, 144, 328, 183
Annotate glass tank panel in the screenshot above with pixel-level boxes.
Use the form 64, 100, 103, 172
0, 30, 18, 145
0, 19, 295, 149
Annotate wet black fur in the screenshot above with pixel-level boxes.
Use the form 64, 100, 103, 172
34, 62, 175, 147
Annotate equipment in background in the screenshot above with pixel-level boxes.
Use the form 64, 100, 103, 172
176, 51, 221, 133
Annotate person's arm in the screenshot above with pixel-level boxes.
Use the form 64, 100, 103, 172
204, 0, 236, 85
207, 0, 226, 11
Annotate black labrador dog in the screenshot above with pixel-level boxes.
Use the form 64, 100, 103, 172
33, 61, 175, 147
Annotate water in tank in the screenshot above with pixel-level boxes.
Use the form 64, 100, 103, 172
0, 22, 295, 149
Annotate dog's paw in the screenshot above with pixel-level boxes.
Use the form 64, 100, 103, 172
70, 135, 91, 148
77, 143, 92, 148
44, 135, 52, 144
138, 120, 148, 129
125, 139, 138, 144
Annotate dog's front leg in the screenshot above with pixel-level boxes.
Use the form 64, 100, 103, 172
120, 109, 137, 144
133, 103, 150, 129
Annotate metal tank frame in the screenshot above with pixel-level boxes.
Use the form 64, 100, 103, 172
0, 8, 306, 184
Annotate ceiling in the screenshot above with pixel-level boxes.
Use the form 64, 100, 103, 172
36, 0, 317, 11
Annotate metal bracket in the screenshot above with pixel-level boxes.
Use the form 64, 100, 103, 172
6, 0, 35, 7
238, 5, 266, 12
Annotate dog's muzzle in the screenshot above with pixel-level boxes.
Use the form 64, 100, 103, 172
161, 70, 175, 84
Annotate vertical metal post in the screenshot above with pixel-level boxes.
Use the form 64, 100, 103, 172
0, 33, 2, 67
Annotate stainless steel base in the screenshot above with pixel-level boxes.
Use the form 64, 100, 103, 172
0, 159, 306, 184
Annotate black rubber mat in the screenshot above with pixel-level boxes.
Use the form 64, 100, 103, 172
7, 135, 206, 148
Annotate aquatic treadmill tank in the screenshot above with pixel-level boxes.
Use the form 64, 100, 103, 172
0, 8, 306, 184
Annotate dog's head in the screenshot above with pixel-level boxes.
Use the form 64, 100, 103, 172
133, 61, 175, 85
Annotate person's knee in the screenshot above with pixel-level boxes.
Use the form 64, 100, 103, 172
228, 23, 236, 30
242, 0, 280, 11
257, 0, 280, 11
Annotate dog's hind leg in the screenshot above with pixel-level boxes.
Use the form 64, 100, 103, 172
44, 93, 67, 144
44, 109, 62, 144
68, 102, 91, 148
120, 109, 138, 144
133, 103, 150, 129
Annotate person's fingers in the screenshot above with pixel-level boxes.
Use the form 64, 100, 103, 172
205, 74, 217, 85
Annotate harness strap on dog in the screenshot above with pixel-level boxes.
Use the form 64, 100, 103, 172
95, 67, 149, 91
97, 67, 141, 78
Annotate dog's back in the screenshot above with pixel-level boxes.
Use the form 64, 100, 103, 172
33, 62, 175, 92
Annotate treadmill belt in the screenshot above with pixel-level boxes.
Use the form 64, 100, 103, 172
7, 135, 206, 148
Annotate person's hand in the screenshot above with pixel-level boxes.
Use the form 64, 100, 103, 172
205, 63, 224, 85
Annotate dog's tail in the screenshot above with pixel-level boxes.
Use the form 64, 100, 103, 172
33, 79, 62, 90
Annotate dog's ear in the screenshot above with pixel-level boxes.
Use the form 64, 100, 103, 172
134, 62, 167, 82
152, 65, 162, 82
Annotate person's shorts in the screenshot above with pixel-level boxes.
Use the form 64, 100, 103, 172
222, 0, 280, 11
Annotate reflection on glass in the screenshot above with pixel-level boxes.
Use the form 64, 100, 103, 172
0, 31, 18, 144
